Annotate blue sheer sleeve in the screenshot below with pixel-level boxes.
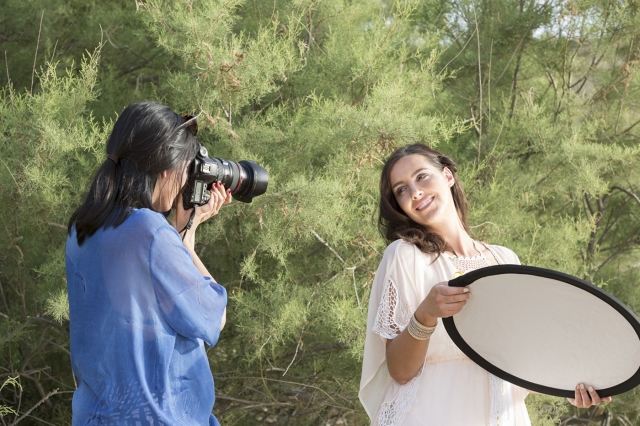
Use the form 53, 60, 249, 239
149, 224, 227, 346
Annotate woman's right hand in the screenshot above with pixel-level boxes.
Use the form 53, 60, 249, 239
175, 182, 232, 282
191, 181, 232, 227
414, 282, 471, 326
174, 182, 232, 233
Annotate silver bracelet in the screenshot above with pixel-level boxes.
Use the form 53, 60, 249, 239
407, 314, 437, 341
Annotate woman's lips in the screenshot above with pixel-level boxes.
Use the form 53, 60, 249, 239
415, 196, 434, 211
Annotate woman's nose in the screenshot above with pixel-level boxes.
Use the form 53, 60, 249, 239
410, 185, 423, 199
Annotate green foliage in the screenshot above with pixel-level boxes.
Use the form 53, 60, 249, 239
0, 377, 21, 417
2, 0, 640, 424
526, 394, 568, 426
0, 45, 106, 423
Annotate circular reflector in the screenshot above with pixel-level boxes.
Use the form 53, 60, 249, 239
442, 265, 640, 398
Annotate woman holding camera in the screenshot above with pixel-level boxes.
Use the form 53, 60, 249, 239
359, 143, 610, 425
66, 101, 230, 425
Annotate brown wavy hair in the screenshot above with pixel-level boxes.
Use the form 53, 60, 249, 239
378, 144, 470, 254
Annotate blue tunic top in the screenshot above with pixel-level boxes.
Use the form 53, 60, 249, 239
66, 208, 227, 425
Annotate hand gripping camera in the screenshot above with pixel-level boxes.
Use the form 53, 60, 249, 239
182, 144, 268, 209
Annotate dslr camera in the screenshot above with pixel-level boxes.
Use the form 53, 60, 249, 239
183, 143, 268, 209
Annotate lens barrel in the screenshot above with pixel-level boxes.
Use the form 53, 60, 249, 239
182, 144, 268, 209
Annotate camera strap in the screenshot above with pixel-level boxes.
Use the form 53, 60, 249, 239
179, 209, 197, 241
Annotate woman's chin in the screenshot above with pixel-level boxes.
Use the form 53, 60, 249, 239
414, 208, 451, 230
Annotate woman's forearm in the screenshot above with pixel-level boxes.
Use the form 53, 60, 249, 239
386, 329, 431, 384
182, 228, 227, 330
386, 312, 438, 384
386, 282, 469, 384
183, 232, 213, 278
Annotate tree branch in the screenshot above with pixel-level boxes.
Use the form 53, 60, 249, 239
310, 230, 345, 264
610, 186, 640, 206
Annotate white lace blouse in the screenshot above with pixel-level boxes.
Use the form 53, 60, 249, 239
359, 239, 531, 426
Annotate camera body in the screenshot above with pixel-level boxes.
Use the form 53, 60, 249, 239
182, 144, 268, 209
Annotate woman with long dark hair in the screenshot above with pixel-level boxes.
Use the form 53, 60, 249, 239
359, 143, 610, 425
66, 101, 230, 425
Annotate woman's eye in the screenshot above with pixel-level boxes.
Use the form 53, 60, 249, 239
396, 187, 406, 196
417, 173, 428, 181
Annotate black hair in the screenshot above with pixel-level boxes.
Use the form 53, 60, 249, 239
68, 101, 198, 245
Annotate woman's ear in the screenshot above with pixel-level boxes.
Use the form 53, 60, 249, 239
443, 167, 455, 188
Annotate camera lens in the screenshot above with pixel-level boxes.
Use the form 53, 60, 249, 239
183, 144, 268, 209
212, 159, 268, 203
233, 161, 268, 203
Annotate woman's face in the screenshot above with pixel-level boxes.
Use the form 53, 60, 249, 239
153, 163, 190, 212
389, 154, 456, 230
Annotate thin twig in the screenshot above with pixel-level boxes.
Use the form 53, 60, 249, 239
437, 28, 477, 77
472, 0, 482, 162
0, 276, 9, 316
215, 393, 294, 413
283, 292, 315, 376
612, 414, 633, 426
12, 414, 58, 426
322, 272, 341, 286
4, 50, 16, 118
259, 334, 273, 353
45, 222, 66, 230
9, 388, 67, 426
310, 230, 345, 264
30, 10, 44, 95
0, 368, 50, 381
219, 102, 231, 120
358, 235, 381, 256
534, 162, 562, 187
49, 39, 58, 63
44, 339, 70, 356
596, 197, 631, 247
215, 376, 336, 402
597, 228, 640, 271
487, 38, 493, 133
4, 51, 14, 110
611, 186, 640, 206
614, 117, 640, 137
346, 267, 361, 309
469, 222, 501, 234
493, 19, 535, 87
282, 333, 303, 377
101, 26, 147, 61
0, 155, 19, 190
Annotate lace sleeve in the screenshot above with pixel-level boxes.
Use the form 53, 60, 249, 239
372, 277, 412, 340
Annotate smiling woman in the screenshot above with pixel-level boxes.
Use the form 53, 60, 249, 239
390, 154, 457, 230
378, 144, 470, 255
359, 143, 610, 426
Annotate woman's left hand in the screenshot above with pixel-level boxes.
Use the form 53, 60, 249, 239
567, 383, 612, 408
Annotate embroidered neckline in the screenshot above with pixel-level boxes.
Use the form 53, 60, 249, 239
445, 239, 486, 260
444, 240, 487, 261
444, 253, 485, 261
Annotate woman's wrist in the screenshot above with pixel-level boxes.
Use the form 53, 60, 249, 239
407, 314, 437, 340
414, 312, 438, 327
182, 228, 196, 250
